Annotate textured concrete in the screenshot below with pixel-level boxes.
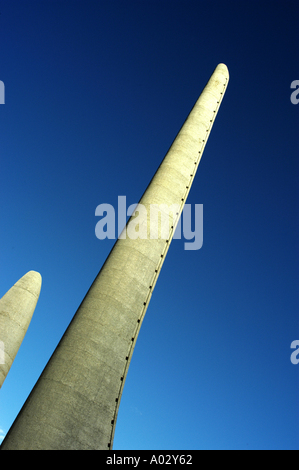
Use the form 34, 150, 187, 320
0, 271, 42, 389
1, 64, 229, 450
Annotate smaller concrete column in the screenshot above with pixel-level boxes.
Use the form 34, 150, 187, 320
0, 271, 42, 388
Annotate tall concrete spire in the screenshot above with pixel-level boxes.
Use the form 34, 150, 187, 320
0, 271, 42, 389
1, 64, 229, 450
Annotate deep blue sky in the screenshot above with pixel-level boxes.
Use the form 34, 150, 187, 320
0, 0, 298, 450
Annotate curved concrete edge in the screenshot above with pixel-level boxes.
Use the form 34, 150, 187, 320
216, 63, 229, 79
0, 271, 42, 388
15, 271, 42, 300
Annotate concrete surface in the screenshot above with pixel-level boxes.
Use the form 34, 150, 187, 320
0, 271, 42, 389
1, 64, 229, 450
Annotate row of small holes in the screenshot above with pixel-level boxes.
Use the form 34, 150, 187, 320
109, 81, 228, 448
192, 89, 225, 171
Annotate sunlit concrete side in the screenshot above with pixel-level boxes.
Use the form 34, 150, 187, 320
1, 64, 229, 450
0, 271, 42, 389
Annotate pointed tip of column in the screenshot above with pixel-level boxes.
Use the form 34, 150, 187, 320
15, 271, 42, 300
215, 63, 229, 80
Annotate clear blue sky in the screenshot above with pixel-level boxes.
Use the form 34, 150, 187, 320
0, 0, 298, 450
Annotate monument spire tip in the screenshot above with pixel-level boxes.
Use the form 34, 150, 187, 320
216, 63, 229, 79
